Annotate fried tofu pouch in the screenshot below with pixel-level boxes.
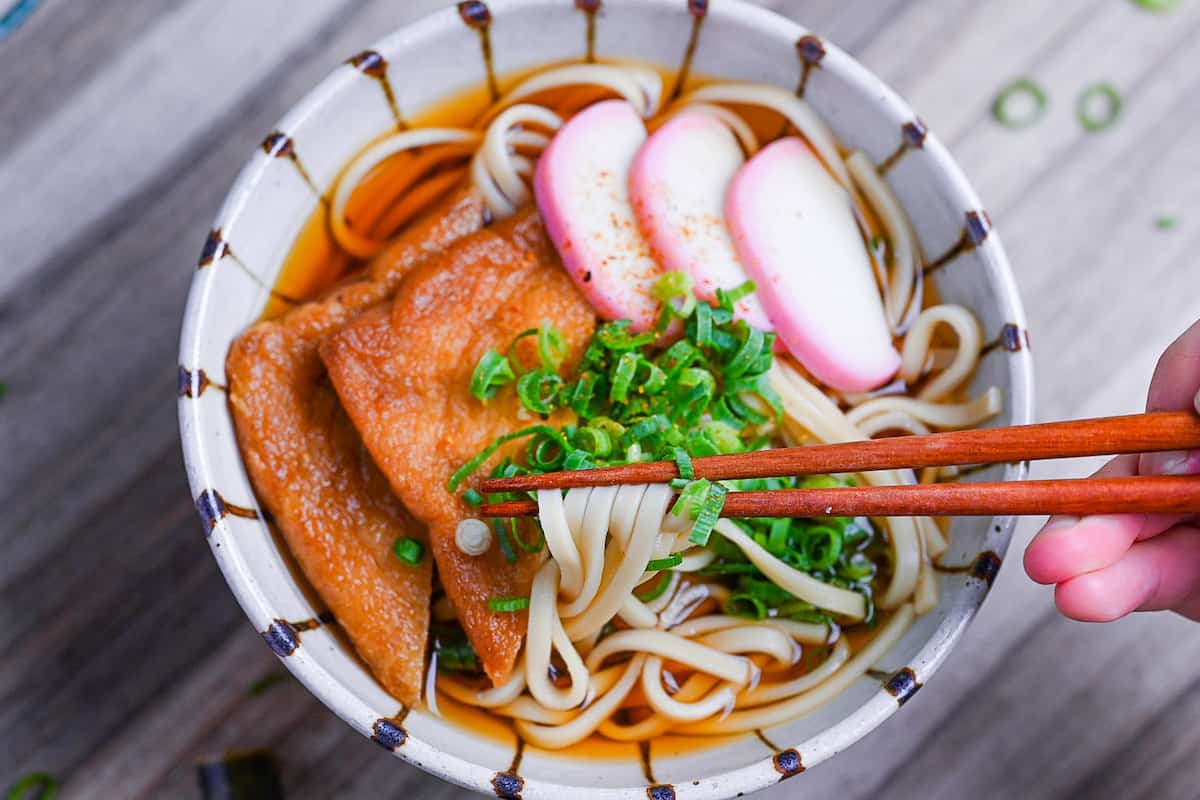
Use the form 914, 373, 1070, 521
320, 209, 595, 685
226, 187, 487, 704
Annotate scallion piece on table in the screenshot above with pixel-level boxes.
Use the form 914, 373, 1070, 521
992, 78, 1048, 129
196, 752, 283, 800
247, 670, 289, 697
5, 773, 58, 800
1130, 0, 1181, 11
1076, 82, 1122, 132
488, 596, 530, 612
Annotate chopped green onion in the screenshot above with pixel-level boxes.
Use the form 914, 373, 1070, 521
537, 320, 569, 370
562, 450, 595, 471
510, 519, 546, 553
196, 752, 282, 800
653, 270, 698, 319
1077, 82, 1122, 132
693, 302, 713, 347
673, 447, 695, 480
656, 340, 700, 382
433, 623, 481, 673
698, 561, 759, 576
568, 371, 599, 417
1130, 0, 1181, 11
609, 352, 639, 403
800, 525, 843, 571
739, 575, 795, 606
723, 593, 767, 620
645, 554, 683, 571
488, 596, 530, 612
516, 369, 564, 414
801, 474, 844, 490
448, 425, 568, 491
248, 670, 289, 697
636, 571, 674, 602
777, 599, 832, 625
505, 327, 539, 374
687, 482, 727, 546
597, 320, 656, 351
840, 553, 877, 582
726, 392, 769, 425
1155, 216, 1178, 231
671, 478, 712, 519
574, 426, 613, 457
491, 517, 518, 564
715, 280, 756, 312
670, 477, 691, 489
992, 78, 1048, 129
527, 432, 567, 471
653, 271, 693, 300
685, 428, 720, 457
623, 414, 671, 447
765, 518, 791, 555
6, 774, 58, 800
638, 361, 668, 394
724, 326, 766, 379
700, 420, 744, 454
469, 349, 515, 401
462, 488, 483, 506
393, 536, 424, 566
675, 367, 716, 422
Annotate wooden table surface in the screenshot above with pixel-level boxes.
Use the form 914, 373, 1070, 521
2, 1, 1198, 798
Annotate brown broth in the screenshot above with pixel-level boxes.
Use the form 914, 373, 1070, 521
269, 60, 946, 755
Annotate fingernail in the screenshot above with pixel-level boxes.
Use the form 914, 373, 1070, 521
1041, 515, 1080, 534
1143, 449, 1200, 476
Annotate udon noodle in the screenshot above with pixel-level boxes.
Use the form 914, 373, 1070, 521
259, 60, 1002, 751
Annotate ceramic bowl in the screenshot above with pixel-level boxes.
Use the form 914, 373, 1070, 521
178, 1, 1033, 796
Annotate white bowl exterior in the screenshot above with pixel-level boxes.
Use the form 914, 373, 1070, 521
178, 1, 1033, 797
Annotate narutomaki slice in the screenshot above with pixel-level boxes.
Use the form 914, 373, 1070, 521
534, 100, 663, 332
726, 137, 900, 392
629, 109, 771, 331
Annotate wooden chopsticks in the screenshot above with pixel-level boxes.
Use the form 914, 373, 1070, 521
477, 411, 1200, 519
482, 476, 1200, 518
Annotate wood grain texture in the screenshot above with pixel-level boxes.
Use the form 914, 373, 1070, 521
0, 1, 1197, 799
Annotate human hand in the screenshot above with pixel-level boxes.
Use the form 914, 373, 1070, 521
1024, 319, 1200, 621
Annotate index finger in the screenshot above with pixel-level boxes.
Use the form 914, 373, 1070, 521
1146, 318, 1200, 413
1141, 319, 1200, 475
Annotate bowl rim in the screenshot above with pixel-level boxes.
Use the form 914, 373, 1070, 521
178, 0, 1034, 796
